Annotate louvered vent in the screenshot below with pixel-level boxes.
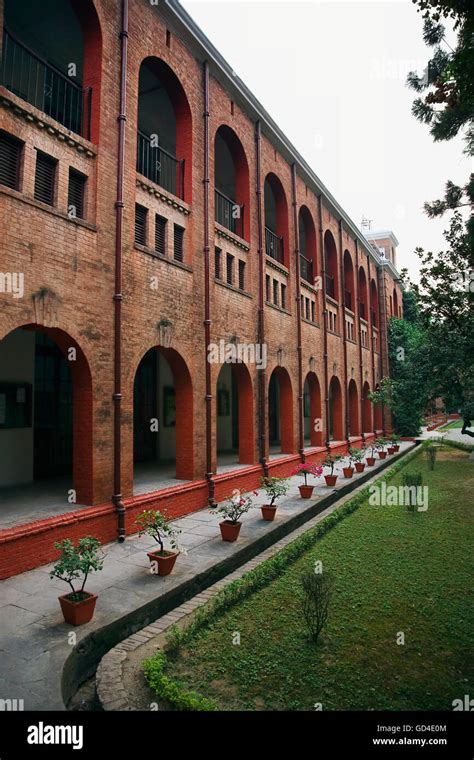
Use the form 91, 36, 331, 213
155, 215, 167, 256
173, 224, 184, 262
68, 169, 86, 219
135, 204, 147, 246
0, 132, 21, 190
34, 151, 57, 206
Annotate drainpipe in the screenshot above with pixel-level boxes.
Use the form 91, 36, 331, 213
203, 61, 216, 506
318, 195, 331, 452
338, 220, 350, 447
113, 0, 128, 542
355, 240, 365, 442
378, 257, 389, 436
367, 253, 376, 437
291, 164, 305, 461
255, 121, 268, 478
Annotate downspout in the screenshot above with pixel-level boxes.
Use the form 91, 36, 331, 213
255, 121, 268, 477
367, 253, 376, 436
203, 60, 216, 506
113, 0, 128, 541
355, 240, 366, 442
379, 258, 389, 436
338, 220, 350, 446
291, 164, 305, 461
318, 195, 331, 451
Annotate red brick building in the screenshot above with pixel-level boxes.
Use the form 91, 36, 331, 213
0, 0, 403, 578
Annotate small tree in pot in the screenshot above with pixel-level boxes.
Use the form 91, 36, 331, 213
50, 537, 104, 626
216, 492, 254, 541
292, 462, 323, 498
260, 476, 290, 520
322, 454, 343, 486
390, 434, 401, 452
350, 446, 366, 473
366, 443, 378, 466
136, 510, 182, 576
376, 437, 388, 459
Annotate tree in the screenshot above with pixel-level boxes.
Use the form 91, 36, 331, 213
388, 317, 431, 435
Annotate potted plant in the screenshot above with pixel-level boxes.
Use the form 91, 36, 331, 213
260, 476, 290, 520
292, 462, 323, 498
366, 443, 377, 466
322, 454, 342, 486
50, 537, 104, 626
136, 510, 182, 576
390, 434, 401, 453
376, 437, 387, 459
216, 492, 254, 541
350, 446, 366, 473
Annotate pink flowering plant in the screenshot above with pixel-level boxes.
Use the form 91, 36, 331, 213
216, 492, 254, 524
291, 462, 323, 486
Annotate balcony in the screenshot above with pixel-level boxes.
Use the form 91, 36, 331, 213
215, 188, 244, 238
136, 129, 185, 200
1, 28, 91, 139
265, 226, 284, 264
300, 254, 313, 283
325, 274, 335, 300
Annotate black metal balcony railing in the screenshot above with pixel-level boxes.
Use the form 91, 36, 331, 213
215, 188, 244, 237
325, 274, 335, 300
1, 28, 91, 139
265, 226, 284, 264
300, 254, 313, 283
359, 302, 366, 320
344, 289, 352, 310
136, 129, 185, 200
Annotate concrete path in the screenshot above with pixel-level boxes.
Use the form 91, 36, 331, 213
0, 443, 414, 710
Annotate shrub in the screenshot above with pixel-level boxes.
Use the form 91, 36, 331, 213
402, 472, 423, 512
425, 444, 437, 470
136, 510, 182, 556
260, 476, 290, 506
215, 493, 254, 524
50, 537, 104, 602
300, 569, 332, 643
143, 651, 217, 711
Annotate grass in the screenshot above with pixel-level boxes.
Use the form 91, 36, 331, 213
148, 446, 473, 711
439, 419, 463, 430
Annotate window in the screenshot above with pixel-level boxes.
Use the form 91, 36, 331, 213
238, 260, 245, 291
34, 151, 57, 206
173, 224, 184, 262
0, 132, 22, 190
281, 283, 286, 310
155, 215, 167, 256
215, 247, 222, 279
273, 279, 279, 306
68, 168, 86, 219
311, 301, 315, 322
226, 253, 234, 285
135, 204, 147, 246
266, 274, 270, 302
305, 298, 310, 320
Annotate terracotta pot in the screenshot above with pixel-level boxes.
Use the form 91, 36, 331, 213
378, 451, 387, 459
355, 462, 365, 473
298, 484, 314, 499
147, 550, 179, 576
58, 592, 97, 626
261, 505, 277, 521
366, 457, 376, 466
219, 520, 242, 542
324, 474, 337, 486
343, 467, 354, 478
387, 447, 395, 455
393, 445, 400, 452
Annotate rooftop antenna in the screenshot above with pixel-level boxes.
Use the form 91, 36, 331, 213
361, 215, 372, 232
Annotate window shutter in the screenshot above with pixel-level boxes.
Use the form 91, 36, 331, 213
34, 151, 57, 205
173, 224, 184, 262
68, 169, 86, 219
215, 247, 222, 279
238, 260, 245, 290
0, 132, 21, 190
155, 215, 167, 256
135, 204, 147, 246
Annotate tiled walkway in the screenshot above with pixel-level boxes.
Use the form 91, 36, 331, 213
0, 443, 414, 710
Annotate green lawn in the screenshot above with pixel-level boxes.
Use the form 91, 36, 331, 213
439, 419, 463, 430
155, 447, 473, 710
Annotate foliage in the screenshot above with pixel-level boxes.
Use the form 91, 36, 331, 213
322, 454, 343, 475
260, 476, 290, 506
388, 316, 432, 435
300, 569, 332, 643
291, 462, 323, 486
402, 471, 424, 511
136, 510, 181, 555
50, 537, 104, 599
425, 444, 438, 470
348, 447, 364, 463
215, 493, 254, 524
143, 651, 217, 711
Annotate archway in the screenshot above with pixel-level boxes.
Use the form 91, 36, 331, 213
348, 379, 360, 436
303, 371, 323, 447
324, 230, 339, 301
216, 362, 254, 467
137, 56, 192, 201
328, 375, 343, 440
268, 367, 294, 454
264, 173, 289, 267
370, 279, 379, 328
362, 382, 372, 433
299, 206, 317, 284
214, 125, 249, 239
343, 250, 355, 311
0, 325, 93, 507
3, 0, 102, 142
133, 346, 193, 491
358, 266, 369, 321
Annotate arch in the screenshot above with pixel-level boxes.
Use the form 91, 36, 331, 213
324, 230, 339, 301
268, 367, 294, 454
3, 0, 102, 142
299, 206, 318, 284
358, 266, 369, 321
370, 278, 379, 328
0, 324, 93, 503
328, 375, 343, 440
373, 383, 383, 431
303, 371, 323, 446
133, 346, 193, 486
214, 125, 250, 240
216, 362, 254, 466
347, 379, 360, 436
137, 56, 192, 201
393, 288, 399, 318
264, 173, 289, 267
362, 381, 372, 433
343, 250, 355, 311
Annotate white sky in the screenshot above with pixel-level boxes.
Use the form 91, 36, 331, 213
181, 0, 470, 280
